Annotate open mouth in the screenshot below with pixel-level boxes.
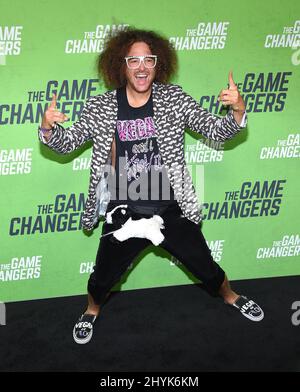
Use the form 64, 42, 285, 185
135, 74, 148, 81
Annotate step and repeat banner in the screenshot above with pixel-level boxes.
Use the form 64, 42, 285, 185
0, 0, 299, 302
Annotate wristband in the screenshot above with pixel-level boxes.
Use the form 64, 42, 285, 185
38, 126, 52, 134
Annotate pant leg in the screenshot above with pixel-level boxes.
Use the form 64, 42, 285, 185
159, 204, 225, 293
88, 220, 151, 305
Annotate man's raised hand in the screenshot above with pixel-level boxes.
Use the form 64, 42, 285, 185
218, 71, 245, 112
41, 94, 69, 129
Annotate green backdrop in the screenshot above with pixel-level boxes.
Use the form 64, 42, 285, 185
1, 0, 299, 302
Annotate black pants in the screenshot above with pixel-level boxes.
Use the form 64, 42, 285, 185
88, 202, 225, 305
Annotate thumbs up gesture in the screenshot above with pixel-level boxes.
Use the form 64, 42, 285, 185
41, 94, 69, 129
218, 71, 245, 113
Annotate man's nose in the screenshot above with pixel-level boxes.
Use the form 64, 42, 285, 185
138, 59, 146, 70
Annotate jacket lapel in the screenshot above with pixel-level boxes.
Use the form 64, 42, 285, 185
152, 82, 170, 163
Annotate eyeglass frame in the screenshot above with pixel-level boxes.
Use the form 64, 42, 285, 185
124, 55, 158, 69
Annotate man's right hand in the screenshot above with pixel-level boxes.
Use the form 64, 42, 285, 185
41, 94, 69, 130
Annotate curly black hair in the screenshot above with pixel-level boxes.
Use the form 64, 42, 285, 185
98, 28, 177, 89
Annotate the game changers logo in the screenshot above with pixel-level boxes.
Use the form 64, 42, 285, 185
260, 133, 300, 160
9, 193, 85, 236
79, 261, 94, 274
0, 147, 32, 175
0, 255, 42, 282
171, 239, 225, 266
0, 79, 99, 125
0, 26, 23, 65
169, 21, 229, 50
257, 234, 300, 260
65, 24, 128, 54
264, 20, 300, 48
206, 239, 225, 262
200, 72, 292, 115
202, 179, 286, 220
185, 139, 224, 164
73, 152, 92, 171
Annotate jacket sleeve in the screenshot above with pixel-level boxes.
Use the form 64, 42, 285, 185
181, 89, 247, 141
38, 97, 96, 154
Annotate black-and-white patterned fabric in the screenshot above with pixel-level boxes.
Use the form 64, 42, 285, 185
39, 82, 246, 230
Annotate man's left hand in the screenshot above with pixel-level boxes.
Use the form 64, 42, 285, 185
218, 71, 245, 113
218, 71, 246, 126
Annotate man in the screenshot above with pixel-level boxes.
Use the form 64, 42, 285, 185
39, 28, 264, 345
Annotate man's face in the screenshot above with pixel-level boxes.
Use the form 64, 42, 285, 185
125, 42, 156, 94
